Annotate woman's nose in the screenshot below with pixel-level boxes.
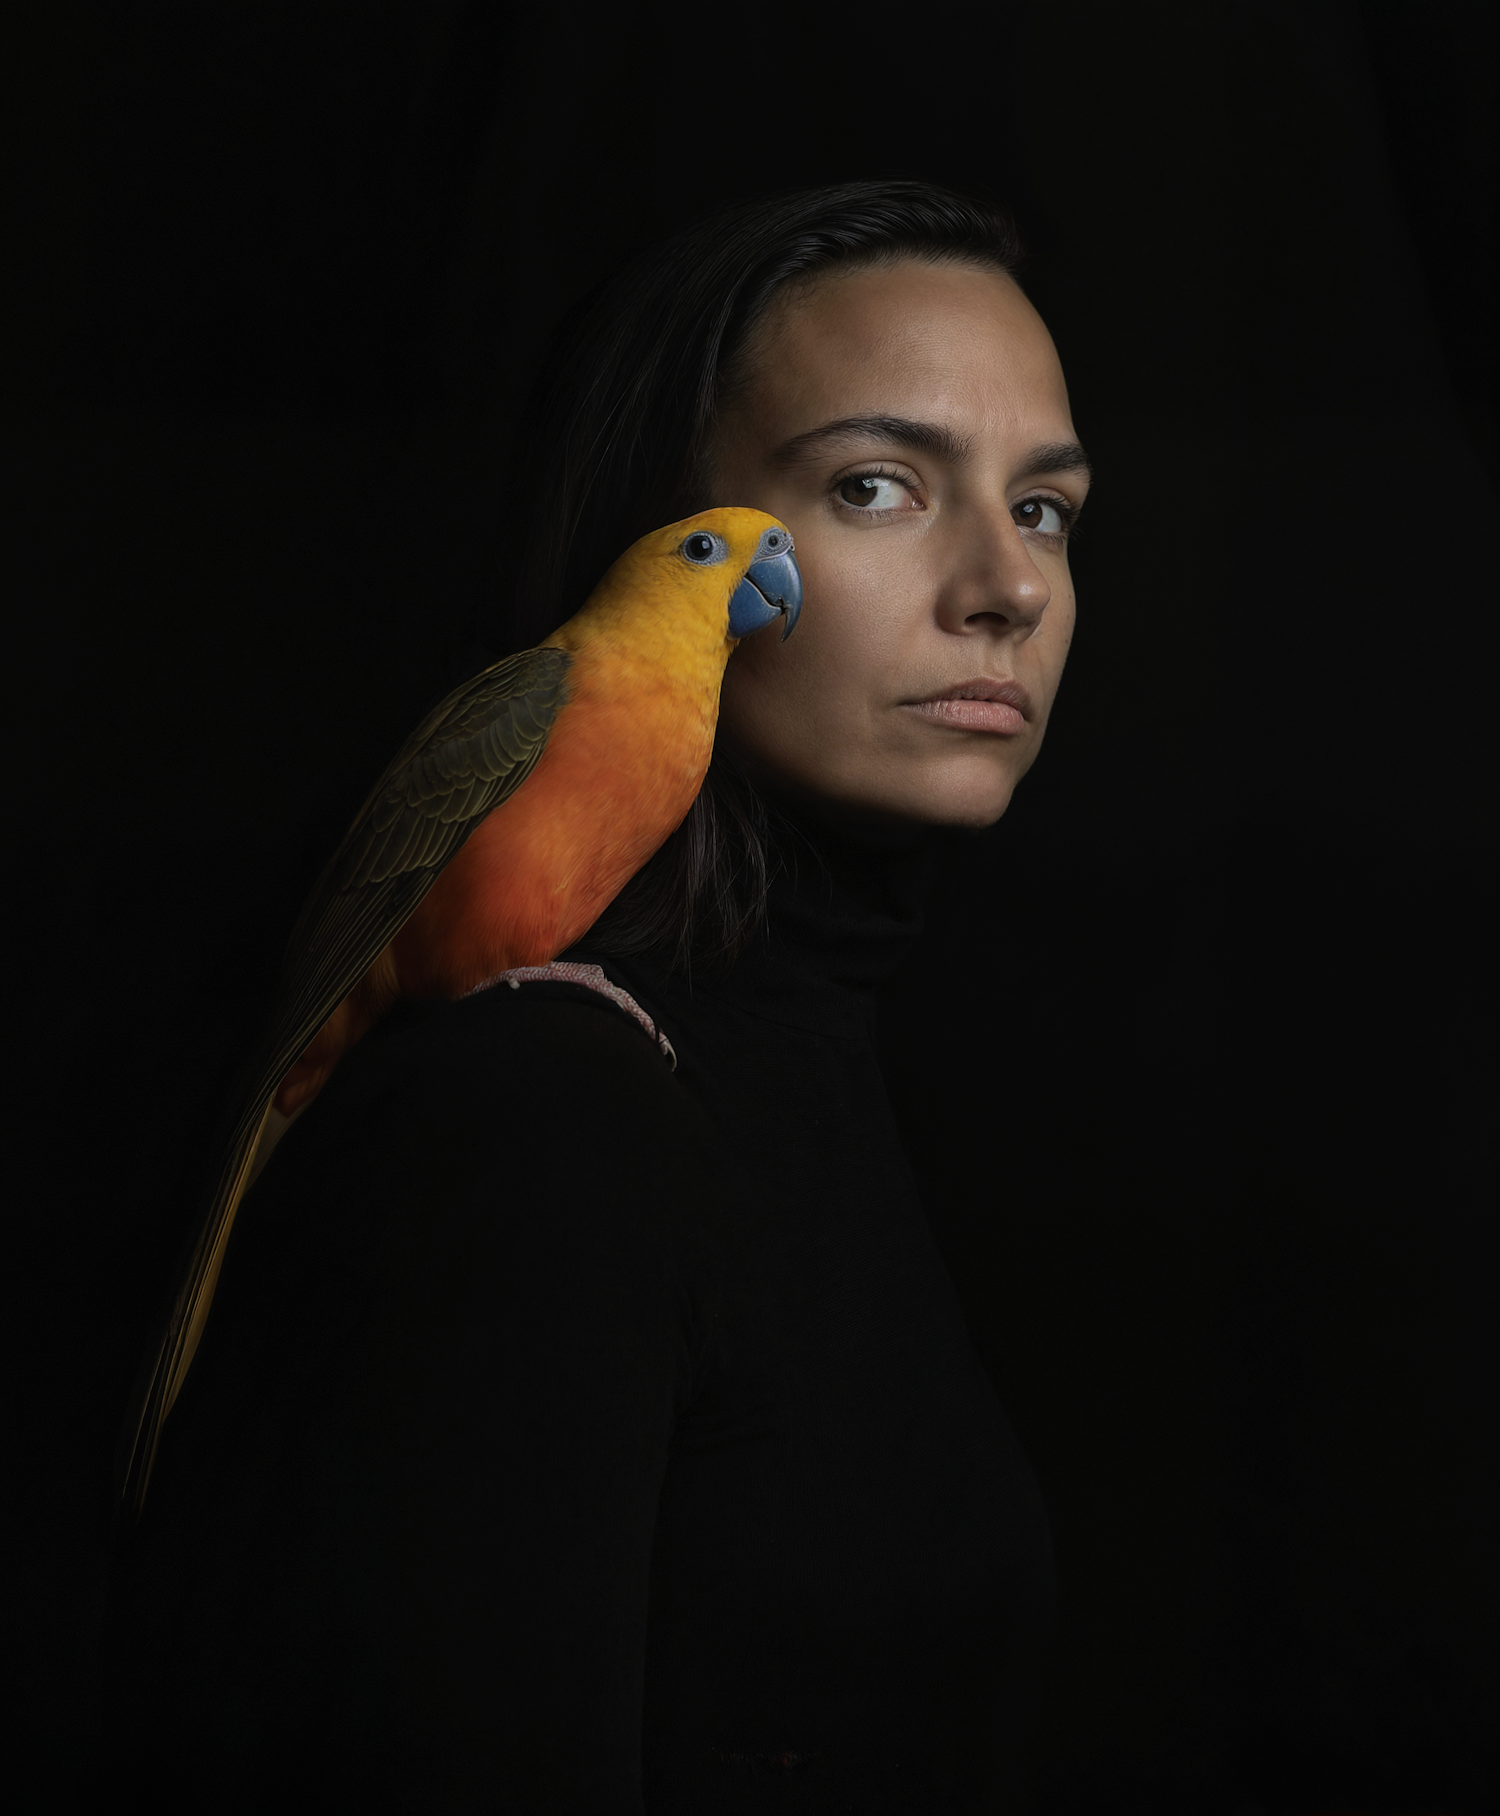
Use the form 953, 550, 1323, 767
933, 508, 1051, 636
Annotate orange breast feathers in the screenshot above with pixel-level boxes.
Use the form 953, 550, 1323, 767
389, 632, 722, 999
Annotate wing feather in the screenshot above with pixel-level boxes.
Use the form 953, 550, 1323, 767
117, 644, 572, 1519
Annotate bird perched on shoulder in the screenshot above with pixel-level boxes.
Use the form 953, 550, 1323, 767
118, 507, 801, 1517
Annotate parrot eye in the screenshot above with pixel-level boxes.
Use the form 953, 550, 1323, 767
680, 531, 727, 565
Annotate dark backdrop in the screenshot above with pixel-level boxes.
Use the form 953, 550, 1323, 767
13, 3, 1495, 1811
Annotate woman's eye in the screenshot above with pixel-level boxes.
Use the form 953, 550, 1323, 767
1013, 496, 1069, 536
835, 473, 913, 512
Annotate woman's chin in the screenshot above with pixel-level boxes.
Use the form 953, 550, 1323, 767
922, 790, 1017, 831
728, 739, 1028, 834
806, 780, 1018, 837
874, 767, 1022, 831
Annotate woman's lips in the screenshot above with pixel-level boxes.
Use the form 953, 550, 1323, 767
903, 678, 1031, 736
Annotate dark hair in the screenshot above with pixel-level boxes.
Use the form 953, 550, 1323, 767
490, 179, 1024, 969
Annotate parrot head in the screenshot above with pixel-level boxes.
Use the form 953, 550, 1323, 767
580, 507, 801, 647
549, 507, 802, 668
674, 509, 803, 643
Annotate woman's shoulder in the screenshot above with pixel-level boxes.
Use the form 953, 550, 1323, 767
111, 980, 729, 1797
322, 976, 688, 1142
222, 978, 723, 1312
184, 977, 727, 1442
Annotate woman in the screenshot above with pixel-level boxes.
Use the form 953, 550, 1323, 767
102, 180, 1090, 1811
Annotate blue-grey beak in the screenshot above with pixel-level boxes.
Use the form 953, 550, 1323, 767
728, 528, 802, 642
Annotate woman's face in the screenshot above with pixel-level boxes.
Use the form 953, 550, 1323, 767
709, 257, 1088, 829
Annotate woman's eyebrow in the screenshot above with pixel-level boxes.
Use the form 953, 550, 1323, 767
1014, 440, 1093, 484
769, 415, 974, 468
768, 416, 1092, 484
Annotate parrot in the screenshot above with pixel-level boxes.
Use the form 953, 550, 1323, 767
117, 507, 802, 1518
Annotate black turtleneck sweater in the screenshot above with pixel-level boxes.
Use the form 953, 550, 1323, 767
101, 818, 1053, 1812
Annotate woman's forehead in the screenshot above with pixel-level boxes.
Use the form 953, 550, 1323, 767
738, 259, 1071, 442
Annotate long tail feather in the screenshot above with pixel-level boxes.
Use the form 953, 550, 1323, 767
115, 1094, 272, 1520
116, 874, 435, 1520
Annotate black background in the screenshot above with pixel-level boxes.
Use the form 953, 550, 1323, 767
13, 3, 1496, 1810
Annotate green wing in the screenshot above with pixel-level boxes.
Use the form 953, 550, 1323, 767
264, 647, 570, 1083
117, 645, 571, 1519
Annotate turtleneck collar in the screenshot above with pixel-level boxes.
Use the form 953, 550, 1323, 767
580, 796, 941, 1041
709, 801, 937, 1036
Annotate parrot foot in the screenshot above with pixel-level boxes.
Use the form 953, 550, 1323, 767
469, 961, 676, 1068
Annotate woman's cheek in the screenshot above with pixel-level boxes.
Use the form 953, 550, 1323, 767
717, 646, 801, 770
